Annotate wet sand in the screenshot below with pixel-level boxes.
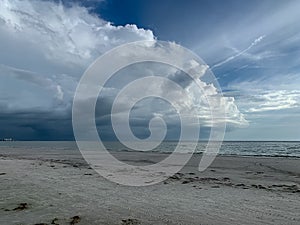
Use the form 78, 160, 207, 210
0, 149, 299, 225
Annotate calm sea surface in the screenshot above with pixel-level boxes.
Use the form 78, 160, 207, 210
0, 141, 299, 157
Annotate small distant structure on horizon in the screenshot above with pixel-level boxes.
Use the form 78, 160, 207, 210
0, 138, 14, 141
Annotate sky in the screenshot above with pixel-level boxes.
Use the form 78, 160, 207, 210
0, 0, 299, 141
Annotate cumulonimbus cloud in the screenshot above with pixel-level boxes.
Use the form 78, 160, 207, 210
0, 0, 247, 140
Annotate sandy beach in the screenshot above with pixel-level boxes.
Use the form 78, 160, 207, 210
1, 0, 300, 224
0, 147, 299, 225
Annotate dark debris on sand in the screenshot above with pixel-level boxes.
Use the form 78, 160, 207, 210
121, 218, 141, 225
51, 217, 59, 225
13, 202, 28, 211
70, 215, 81, 225
33, 216, 81, 225
164, 172, 300, 193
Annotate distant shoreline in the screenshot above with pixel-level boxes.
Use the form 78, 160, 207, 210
1, 140, 300, 142
1, 141, 299, 158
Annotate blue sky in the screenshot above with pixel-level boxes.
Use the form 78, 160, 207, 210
0, 0, 299, 140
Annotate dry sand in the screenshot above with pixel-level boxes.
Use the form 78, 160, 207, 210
0, 149, 299, 225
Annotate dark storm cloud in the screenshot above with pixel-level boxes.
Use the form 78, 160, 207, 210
0, 109, 73, 140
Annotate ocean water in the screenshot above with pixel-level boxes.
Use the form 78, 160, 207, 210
0, 141, 299, 157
